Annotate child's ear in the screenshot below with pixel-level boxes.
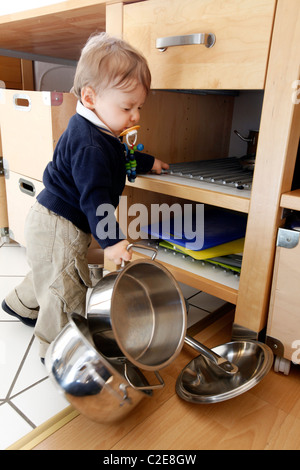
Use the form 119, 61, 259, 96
81, 86, 96, 109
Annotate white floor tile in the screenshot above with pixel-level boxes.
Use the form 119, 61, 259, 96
11, 336, 47, 396
187, 304, 211, 328
188, 291, 227, 311
178, 281, 199, 299
0, 403, 33, 450
0, 244, 69, 447
0, 245, 29, 276
0, 322, 34, 398
11, 378, 69, 428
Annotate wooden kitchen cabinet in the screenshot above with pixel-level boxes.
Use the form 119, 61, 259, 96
113, 0, 300, 339
0, 57, 34, 238
266, 227, 300, 374
123, 0, 276, 90
0, 90, 76, 244
0, 56, 33, 90
0, 90, 76, 181
233, 0, 300, 337
0, 0, 299, 341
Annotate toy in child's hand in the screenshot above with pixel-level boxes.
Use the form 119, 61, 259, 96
120, 126, 144, 183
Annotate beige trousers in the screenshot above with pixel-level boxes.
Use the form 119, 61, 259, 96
5, 202, 92, 358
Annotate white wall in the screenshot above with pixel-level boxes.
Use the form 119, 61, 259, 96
228, 90, 264, 157
34, 61, 76, 92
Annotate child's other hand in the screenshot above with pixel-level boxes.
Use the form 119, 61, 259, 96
104, 240, 132, 265
151, 158, 169, 174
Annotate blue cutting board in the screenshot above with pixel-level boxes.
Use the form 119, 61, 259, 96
142, 206, 247, 251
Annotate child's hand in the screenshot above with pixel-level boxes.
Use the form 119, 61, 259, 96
151, 158, 169, 174
104, 240, 132, 265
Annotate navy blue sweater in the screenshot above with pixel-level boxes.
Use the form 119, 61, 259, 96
37, 113, 154, 248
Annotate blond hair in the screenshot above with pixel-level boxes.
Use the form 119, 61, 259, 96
72, 32, 151, 99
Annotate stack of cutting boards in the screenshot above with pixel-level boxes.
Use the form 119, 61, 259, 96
142, 206, 247, 272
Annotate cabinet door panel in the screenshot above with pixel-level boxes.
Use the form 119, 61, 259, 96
5, 170, 44, 246
123, 0, 276, 89
267, 229, 300, 361
0, 90, 76, 181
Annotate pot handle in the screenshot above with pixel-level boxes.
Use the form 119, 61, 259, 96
124, 363, 165, 391
121, 243, 158, 267
234, 129, 253, 143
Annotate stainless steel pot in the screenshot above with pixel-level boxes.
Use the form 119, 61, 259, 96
45, 313, 158, 423
87, 244, 187, 371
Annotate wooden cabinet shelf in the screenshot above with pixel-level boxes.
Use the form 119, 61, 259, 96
124, 175, 246, 304
0, 0, 134, 62
127, 174, 251, 213
132, 244, 239, 304
280, 190, 300, 211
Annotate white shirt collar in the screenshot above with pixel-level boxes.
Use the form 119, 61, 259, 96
76, 101, 115, 137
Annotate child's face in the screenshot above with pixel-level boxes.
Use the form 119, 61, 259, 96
91, 83, 146, 136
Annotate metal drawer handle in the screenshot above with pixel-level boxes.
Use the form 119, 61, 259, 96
19, 178, 36, 197
156, 33, 216, 52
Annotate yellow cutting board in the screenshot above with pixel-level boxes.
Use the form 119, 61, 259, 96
159, 238, 245, 260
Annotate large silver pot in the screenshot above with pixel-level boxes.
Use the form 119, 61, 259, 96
45, 313, 158, 423
87, 244, 187, 371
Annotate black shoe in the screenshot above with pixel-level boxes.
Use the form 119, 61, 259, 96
1, 300, 37, 327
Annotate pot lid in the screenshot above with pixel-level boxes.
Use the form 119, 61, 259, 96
176, 340, 273, 404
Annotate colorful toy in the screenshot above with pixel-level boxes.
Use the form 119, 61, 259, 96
120, 125, 144, 182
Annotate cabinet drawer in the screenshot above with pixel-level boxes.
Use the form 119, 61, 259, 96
0, 90, 76, 181
123, 0, 276, 89
5, 170, 44, 246
266, 229, 300, 362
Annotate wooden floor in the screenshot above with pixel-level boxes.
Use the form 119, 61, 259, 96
32, 312, 300, 450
